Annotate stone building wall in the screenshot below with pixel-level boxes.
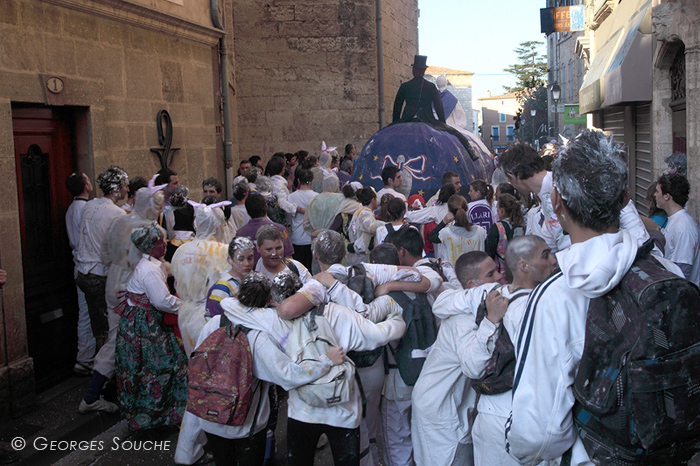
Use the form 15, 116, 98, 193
230, 0, 418, 161
380, 0, 419, 125
0, 0, 223, 416
652, 0, 700, 220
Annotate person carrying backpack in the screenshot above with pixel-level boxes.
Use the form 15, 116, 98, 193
180, 273, 345, 466
506, 130, 693, 466
485, 193, 525, 282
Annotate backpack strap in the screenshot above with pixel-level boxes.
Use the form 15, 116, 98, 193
424, 258, 448, 282
388, 291, 413, 323
283, 259, 300, 277
475, 285, 505, 326
383, 223, 394, 243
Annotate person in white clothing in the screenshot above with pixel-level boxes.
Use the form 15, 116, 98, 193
219, 268, 406, 466
79, 185, 164, 414
505, 130, 682, 466
171, 203, 230, 356
287, 169, 318, 270
178, 273, 344, 466
75, 166, 128, 352
655, 173, 700, 285
467, 180, 496, 232
429, 195, 487, 265
347, 187, 384, 265
376, 198, 407, 245
229, 176, 252, 231
267, 155, 305, 217
65, 171, 96, 376
411, 251, 504, 466
457, 236, 558, 466
376, 166, 407, 202
254, 225, 313, 283
435, 76, 468, 130
390, 226, 461, 299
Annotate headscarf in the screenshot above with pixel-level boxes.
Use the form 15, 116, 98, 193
131, 221, 163, 255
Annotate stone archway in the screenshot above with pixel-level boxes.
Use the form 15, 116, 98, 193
652, 1, 700, 218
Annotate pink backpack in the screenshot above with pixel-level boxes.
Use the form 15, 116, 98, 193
186, 315, 258, 426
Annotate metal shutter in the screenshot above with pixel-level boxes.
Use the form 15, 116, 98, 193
633, 103, 653, 215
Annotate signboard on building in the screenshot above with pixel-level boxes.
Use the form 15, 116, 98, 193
564, 105, 587, 124
541, 5, 585, 34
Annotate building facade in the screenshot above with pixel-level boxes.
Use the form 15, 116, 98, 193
0, 0, 418, 418
477, 92, 519, 154
425, 66, 475, 133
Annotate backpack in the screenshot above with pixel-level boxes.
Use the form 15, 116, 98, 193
266, 195, 287, 226
470, 286, 529, 395
572, 239, 700, 465
286, 304, 356, 407
186, 315, 260, 426
387, 291, 438, 386
494, 221, 524, 276
333, 264, 383, 368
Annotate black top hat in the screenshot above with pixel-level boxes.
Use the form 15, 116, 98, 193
412, 55, 428, 68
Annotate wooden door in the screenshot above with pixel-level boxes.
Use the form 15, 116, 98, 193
12, 107, 79, 391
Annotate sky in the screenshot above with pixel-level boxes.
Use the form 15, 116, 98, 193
418, 0, 547, 106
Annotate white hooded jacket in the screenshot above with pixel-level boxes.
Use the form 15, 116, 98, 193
506, 229, 646, 466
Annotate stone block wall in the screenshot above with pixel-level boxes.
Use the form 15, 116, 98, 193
0, 0, 223, 416
381, 0, 419, 125
230, 0, 418, 161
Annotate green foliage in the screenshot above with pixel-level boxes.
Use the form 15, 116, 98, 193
503, 41, 548, 94
514, 86, 549, 145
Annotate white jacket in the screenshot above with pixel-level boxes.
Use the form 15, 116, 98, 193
411, 283, 498, 466
219, 279, 406, 429
271, 174, 298, 215
506, 230, 642, 466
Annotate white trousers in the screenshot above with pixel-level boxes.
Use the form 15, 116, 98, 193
472, 413, 519, 466
92, 306, 120, 378
381, 398, 414, 466
75, 284, 96, 364
357, 356, 384, 466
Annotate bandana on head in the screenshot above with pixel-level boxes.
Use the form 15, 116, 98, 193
131, 221, 162, 255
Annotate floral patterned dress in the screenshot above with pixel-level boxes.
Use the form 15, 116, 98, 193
115, 255, 187, 431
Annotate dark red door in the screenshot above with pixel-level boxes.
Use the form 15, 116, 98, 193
13, 107, 79, 391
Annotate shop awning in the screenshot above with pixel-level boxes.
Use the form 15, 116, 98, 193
579, 0, 652, 114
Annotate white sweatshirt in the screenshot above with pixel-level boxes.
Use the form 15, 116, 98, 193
411, 283, 498, 466
506, 230, 644, 466
219, 279, 406, 429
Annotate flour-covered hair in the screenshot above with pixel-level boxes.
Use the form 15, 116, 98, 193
552, 129, 627, 232
97, 166, 128, 195
271, 270, 303, 304
505, 235, 547, 276
238, 272, 271, 308
313, 230, 345, 265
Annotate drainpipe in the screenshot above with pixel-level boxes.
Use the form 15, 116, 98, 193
210, 0, 234, 198
376, 0, 386, 128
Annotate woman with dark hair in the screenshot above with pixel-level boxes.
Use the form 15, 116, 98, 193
347, 187, 384, 265
429, 195, 487, 265
378, 193, 395, 222
375, 197, 407, 244
467, 179, 496, 231
115, 223, 187, 432
405, 183, 457, 257
485, 193, 526, 281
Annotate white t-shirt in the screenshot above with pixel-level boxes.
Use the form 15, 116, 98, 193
376, 187, 406, 202
255, 258, 313, 284
287, 189, 318, 245
663, 209, 700, 285
375, 222, 403, 245
437, 223, 487, 265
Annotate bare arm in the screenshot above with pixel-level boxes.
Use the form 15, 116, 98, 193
374, 275, 431, 296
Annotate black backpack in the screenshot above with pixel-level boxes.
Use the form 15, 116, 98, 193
387, 291, 437, 386
332, 264, 384, 368
470, 286, 529, 395
572, 240, 700, 465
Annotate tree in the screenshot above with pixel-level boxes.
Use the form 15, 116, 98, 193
514, 86, 549, 146
503, 41, 548, 94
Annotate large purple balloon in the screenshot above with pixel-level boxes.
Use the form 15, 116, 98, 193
351, 122, 494, 201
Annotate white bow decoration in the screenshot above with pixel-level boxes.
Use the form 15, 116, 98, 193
187, 200, 232, 210
321, 141, 337, 153
148, 174, 168, 196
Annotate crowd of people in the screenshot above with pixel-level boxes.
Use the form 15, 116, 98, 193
61, 130, 700, 466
